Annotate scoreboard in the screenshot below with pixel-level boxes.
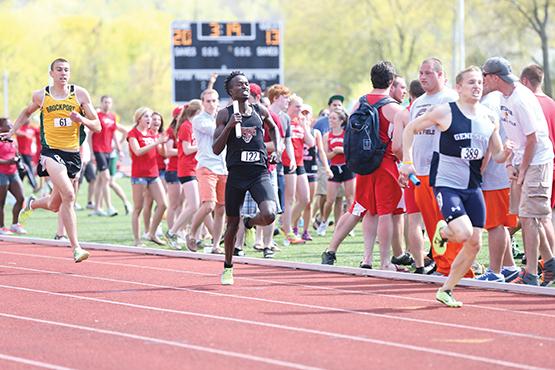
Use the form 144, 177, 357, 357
171, 21, 283, 103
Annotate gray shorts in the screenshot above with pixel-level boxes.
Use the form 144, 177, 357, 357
510, 162, 553, 218
0, 173, 21, 186
316, 164, 344, 197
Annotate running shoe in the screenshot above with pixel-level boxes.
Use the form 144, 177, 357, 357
391, 252, 414, 266
73, 247, 90, 263
471, 261, 486, 275
500, 267, 520, 283
321, 250, 336, 265
316, 222, 327, 237
475, 269, 505, 282
263, 247, 274, 258
233, 247, 245, 256
432, 220, 448, 256
0, 227, 13, 235
286, 232, 305, 245
436, 289, 463, 308
359, 262, 372, 269
512, 269, 539, 286
165, 230, 179, 249
106, 208, 118, 217
9, 223, 27, 235
89, 209, 107, 217
19, 195, 35, 225
221, 267, 234, 285
54, 234, 68, 241
86, 201, 95, 210
301, 230, 313, 241
541, 258, 555, 287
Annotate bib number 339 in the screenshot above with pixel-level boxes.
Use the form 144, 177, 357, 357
54, 118, 72, 128
241, 151, 260, 162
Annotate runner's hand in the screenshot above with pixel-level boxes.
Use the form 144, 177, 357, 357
326, 168, 333, 179
70, 111, 83, 124
268, 152, 280, 164
227, 112, 242, 128
506, 164, 518, 181
157, 132, 168, 144
398, 163, 416, 188
289, 161, 297, 172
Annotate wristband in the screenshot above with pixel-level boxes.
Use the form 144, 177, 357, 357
402, 161, 413, 165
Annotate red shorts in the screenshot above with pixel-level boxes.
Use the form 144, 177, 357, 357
483, 188, 519, 230
404, 184, 419, 214
349, 164, 402, 217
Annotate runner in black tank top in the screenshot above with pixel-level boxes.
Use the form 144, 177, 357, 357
213, 71, 283, 285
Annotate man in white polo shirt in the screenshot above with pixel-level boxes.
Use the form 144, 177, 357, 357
482, 57, 555, 286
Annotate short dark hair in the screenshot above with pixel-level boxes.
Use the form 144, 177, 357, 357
521, 64, 544, 89
408, 80, 425, 99
50, 58, 69, 71
370, 61, 396, 89
224, 70, 246, 96
100, 95, 111, 102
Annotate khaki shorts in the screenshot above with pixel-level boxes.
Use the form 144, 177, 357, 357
510, 162, 553, 218
315, 165, 344, 197
197, 167, 227, 205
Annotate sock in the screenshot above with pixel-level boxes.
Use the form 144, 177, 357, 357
224, 262, 233, 269
414, 267, 424, 274
503, 265, 518, 271
395, 254, 404, 259
327, 250, 335, 255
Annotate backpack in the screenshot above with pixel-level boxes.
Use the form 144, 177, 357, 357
344, 95, 396, 175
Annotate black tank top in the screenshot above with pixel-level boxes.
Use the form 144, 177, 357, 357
225, 103, 268, 170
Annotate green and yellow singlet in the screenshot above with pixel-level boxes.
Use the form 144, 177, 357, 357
40, 85, 86, 151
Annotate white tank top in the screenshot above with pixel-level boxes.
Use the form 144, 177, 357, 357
409, 88, 458, 176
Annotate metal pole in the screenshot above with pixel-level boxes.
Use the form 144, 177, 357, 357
3, 71, 8, 117
459, 0, 465, 70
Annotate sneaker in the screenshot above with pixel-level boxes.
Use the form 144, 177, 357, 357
221, 267, 234, 285
86, 202, 95, 210
263, 248, 274, 258
211, 246, 224, 255
19, 195, 35, 225
54, 234, 68, 241
9, 223, 27, 234
512, 269, 539, 286
301, 230, 313, 241
0, 227, 13, 235
471, 261, 486, 275
432, 220, 448, 256
475, 269, 505, 282
359, 262, 372, 269
73, 247, 90, 263
348, 229, 356, 237
541, 258, 555, 287
155, 226, 164, 238
500, 267, 520, 283
186, 236, 198, 252
312, 218, 321, 231
436, 289, 463, 308
292, 226, 299, 236
391, 252, 414, 266
89, 209, 107, 217
316, 222, 327, 237
233, 248, 245, 257
106, 208, 118, 217
286, 232, 305, 245
165, 230, 179, 249
74, 203, 83, 211
424, 260, 437, 275
321, 250, 336, 265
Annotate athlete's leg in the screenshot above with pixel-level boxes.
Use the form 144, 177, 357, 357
391, 213, 404, 258
170, 180, 200, 235
377, 214, 394, 269
211, 204, 225, 249
146, 180, 168, 241
131, 183, 147, 245
487, 225, 508, 273
282, 173, 297, 233
166, 182, 182, 229
408, 213, 425, 268
142, 189, 153, 235
0, 184, 8, 227
321, 181, 341, 224
8, 177, 24, 225
327, 212, 361, 253
361, 213, 378, 266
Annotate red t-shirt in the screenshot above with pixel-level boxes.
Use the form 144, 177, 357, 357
536, 94, 555, 158
166, 126, 178, 172
281, 116, 305, 168
16, 124, 38, 156
264, 111, 285, 172
177, 120, 198, 177
93, 111, 117, 153
328, 130, 346, 165
127, 127, 159, 178
0, 141, 17, 175
366, 94, 396, 161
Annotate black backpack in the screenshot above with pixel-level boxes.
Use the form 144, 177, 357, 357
344, 95, 396, 175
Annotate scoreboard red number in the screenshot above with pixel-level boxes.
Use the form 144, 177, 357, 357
173, 29, 192, 46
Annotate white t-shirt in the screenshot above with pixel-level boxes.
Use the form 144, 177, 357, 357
409, 88, 458, 176
192, 111, 227, 175
500, 83, 554, 166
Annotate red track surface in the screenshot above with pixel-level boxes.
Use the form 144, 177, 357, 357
1, 241, 554, 370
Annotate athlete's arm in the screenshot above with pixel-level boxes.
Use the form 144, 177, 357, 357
400, 103, 451, 175
74, 87, 101, 133
284, 137, 297, 172
212, 108, 239, 155
323, 132, 336, 160
259, 104, 282, 163
392, 109, 409, 160
182, 139, 197, 155
128, 135, 167, 156
488, 117, 511, 164
314, 130, 333, 178
517, 133, 537, 185
301, 116, 315, 147
165, 139, 178, 157
3, 90, 42, 139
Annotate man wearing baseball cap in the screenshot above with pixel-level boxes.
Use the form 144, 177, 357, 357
483, 56, 555, 286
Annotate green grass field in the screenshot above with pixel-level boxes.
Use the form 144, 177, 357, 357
15, 175, 523, 270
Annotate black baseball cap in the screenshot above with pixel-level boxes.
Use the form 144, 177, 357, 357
327, 94, 344, 106
482, 57, 518, 84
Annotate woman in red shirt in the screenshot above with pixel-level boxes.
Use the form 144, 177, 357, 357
318, 109, 355, 236
127, 107, 167, 247
0, 118, 26, 235
281, 95, 315, 245
165, 100, 203, 248
163, 108, 184, 231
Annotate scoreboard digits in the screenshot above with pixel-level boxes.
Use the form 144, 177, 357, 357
171, 21, 282, 103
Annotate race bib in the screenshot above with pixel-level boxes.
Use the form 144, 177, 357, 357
54, 117, 72, 128
241, 151, 260, 162
461, 147, 482, 160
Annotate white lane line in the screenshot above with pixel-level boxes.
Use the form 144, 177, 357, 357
0, 291, 546, 370
2, 249, 553, 319
1, 264, 554, 344
0, 353, 74, 370
0, 313, 321, 370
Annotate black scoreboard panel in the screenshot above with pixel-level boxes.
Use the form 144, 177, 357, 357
171, 21, 282, 103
